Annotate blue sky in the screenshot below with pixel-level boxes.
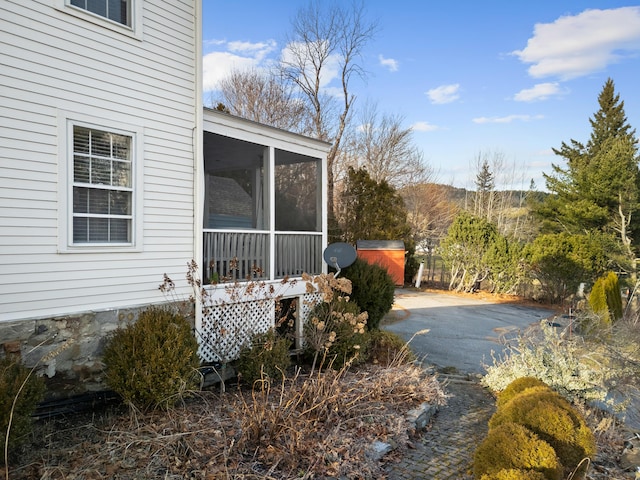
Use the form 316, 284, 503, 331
202, 1, 640, 190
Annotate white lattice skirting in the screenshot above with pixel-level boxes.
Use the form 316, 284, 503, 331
197, 291, 322, 364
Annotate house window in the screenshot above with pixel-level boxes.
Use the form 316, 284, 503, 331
72, 125, 133, 244
69, 0, 131, 26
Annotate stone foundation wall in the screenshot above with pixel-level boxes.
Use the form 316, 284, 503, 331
0, 305, 154, 399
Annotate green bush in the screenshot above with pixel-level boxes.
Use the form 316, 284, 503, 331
1, 357, 46, 464
237, 329, 291, 385
496, 377, 552, 408
103, 306, 201, 412
474, 422, 562, 480
480, 469, 547, 480
341, 258, 395, 330
368, 330, 415, 366
589, 271, 623, 325
489, 389, 595, 472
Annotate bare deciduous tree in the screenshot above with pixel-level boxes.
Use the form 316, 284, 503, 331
213, 68, 307, 132
402, 183, 459, 252
469, 150, 533, 240
340, 102, 431, 189
280, 0, 378, 223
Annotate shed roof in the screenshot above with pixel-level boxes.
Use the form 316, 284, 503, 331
356, 240, 405, 250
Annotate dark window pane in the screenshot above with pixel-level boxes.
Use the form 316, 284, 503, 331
73, 126, 90, 153
112, 160, 131, 187
88, 189, 109, 214
107, 0, 128, 25
74, 156, 90, 183
110, 191, 131, 215
73, 187, 89, 213
88, 217, 109, 242
110, 218, 130, 242
73, 217, 88, 242
112, 134, 131, 160
86, 0, 106, 17
92, 158, 111, 185
91, 131, 111, 157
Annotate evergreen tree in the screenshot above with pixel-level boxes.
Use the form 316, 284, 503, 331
339, 167, 417, 280
474, 158, 495, 219
339, 166, 412, 245
537, 78, 640, 278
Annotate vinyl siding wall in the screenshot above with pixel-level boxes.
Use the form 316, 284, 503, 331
0, 0, 198, 322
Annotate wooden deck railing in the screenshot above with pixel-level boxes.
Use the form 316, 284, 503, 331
203, 231, 322, 283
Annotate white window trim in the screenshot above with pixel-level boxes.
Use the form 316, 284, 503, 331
58, 111, 144, 253
53, 0, 143, 41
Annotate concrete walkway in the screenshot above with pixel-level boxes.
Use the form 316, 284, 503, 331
382, 289, 556, 479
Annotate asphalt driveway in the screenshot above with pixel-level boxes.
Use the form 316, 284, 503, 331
382, 288, 556, 375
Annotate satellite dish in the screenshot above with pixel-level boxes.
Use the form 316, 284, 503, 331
323, 242, 357, 276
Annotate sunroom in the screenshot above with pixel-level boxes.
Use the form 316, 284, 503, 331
198, 110, 330, 363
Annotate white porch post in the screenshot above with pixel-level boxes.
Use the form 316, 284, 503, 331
193, 0, 204, 348
268, 145, 276, 280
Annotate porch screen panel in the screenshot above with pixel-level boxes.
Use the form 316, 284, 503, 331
274, 149, 321, 232
203, 133, 268, 230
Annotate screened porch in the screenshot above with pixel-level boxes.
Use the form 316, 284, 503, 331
202, 111, 329, 284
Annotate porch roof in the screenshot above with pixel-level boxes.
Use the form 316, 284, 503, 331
203, 108, 331, 160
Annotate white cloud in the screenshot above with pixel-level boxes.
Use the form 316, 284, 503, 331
513, 7, 640, 80
513, 82, 566, 102
202, 39, 278, 92
202, 51, 258, 91
473, 114, 544, 124
378, 54, 399, 72
426, 84, 460, 104
411, 121, 439, 132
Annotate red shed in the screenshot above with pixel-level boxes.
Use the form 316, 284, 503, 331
356, 240, 405, 286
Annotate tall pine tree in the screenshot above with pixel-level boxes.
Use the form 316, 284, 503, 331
538, 78, 640, 277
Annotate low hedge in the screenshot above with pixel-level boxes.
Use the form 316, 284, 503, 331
474, 422, 562, 480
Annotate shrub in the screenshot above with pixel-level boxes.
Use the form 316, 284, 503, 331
302, 273, 369, 372
367, 330, 415, 366
304, 298, 369, 370
480, 469, 547, 480
237, 329, 291, 385
489, 389, 595, 472
103, 306, 201, 412
473, 422, 563, 480
341, 258, 395, 331
589, 271, 623, 325
1, 357, 46, 464
496, 377, 552, 408
481, 322, 613, 405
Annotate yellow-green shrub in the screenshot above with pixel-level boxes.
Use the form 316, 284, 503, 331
367, 330, 415, 366
474, 422, 562, 480
480, 469, 547, 480
489, 389, 595, 471
1, 357, 46, 464
237, 329, 291, 384
496, 377, 552, 408
103, 306, 201, 411
589, 271, 623, 325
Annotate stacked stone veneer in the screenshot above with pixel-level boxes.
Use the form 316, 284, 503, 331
0, 306, 153, 399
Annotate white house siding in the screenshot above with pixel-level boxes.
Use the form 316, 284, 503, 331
0, 0, 199, 324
